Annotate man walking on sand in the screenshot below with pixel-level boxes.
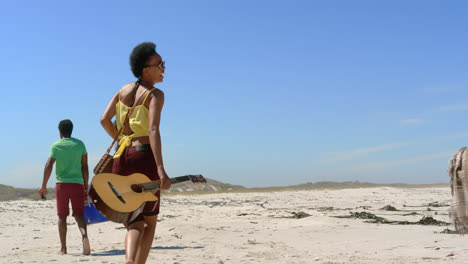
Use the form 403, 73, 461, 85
39, 119, 91, 255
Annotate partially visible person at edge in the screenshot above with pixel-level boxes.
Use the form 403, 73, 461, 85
39, 119, 91, 255
100, 42, 171, 264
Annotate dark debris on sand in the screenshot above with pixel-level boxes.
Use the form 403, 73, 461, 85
317, 206, 335, 212
440, 228, 459, 234
313, 206, 354, 212
416, 216, 449, 226
380, 205, 398, 211
402, 212, 419, 216
335, 212, 391, 224
334, 212, 450, 226
427, 202, 450, 207
290, 211, 311, 219
268, 211, 312, 219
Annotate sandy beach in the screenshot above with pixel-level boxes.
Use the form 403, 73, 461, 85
0, 187, 466, 264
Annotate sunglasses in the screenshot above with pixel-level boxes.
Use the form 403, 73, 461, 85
144, 60, 165, 69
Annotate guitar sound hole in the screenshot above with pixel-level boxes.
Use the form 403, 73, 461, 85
131, 184, 143, 193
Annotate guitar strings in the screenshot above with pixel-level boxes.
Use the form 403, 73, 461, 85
100, 176, 202, 197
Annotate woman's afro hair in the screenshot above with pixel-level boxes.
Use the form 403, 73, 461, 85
129, 42, 157, 78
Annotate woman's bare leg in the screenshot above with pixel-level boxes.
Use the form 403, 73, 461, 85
135, 215, 157, 264
125, 221, 145, 264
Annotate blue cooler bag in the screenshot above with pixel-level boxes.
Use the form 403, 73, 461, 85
84, 196, 108, 224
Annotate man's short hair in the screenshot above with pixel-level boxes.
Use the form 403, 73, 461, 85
58, 119, 73, 137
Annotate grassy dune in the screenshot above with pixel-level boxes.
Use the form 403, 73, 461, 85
0, 180, 448, 201
164, 181, 449, 196
0, 184, 55, 201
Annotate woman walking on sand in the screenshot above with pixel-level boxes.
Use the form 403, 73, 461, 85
100, 42, 171, 264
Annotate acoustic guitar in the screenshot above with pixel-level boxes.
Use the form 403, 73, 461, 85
88, 173, 206, 223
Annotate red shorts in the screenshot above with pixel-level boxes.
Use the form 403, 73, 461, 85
112, 144, 161, 221
55, 183, 85, 217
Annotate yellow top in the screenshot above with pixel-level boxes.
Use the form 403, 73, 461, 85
114, 87, 156, 158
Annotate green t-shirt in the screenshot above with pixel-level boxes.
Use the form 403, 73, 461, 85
49, 137, 87, 184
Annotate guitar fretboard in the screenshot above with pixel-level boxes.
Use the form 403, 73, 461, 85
138, 175, 193, 190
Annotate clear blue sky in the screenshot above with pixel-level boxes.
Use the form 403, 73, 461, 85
1, 0, 467, 188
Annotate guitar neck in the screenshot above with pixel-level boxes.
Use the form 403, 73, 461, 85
139, 175, 192, 191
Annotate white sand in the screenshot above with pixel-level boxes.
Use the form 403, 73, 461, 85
0, 187, 466, 264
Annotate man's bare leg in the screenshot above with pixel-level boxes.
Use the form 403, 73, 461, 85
74, 216, 90, 255
125, 221, 144, 264
135, 215, 157, 264
58, 216, 67, 255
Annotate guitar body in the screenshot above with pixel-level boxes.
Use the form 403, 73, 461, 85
88, 172, 206, 224
88, 173, 158, 223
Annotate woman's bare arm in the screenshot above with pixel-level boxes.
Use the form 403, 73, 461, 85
100, 92, 119, 139
148, 89, 171, 190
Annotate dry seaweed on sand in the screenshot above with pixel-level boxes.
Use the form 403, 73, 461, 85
439, 228, 459, 234
380, 205, 398, 211
415, 216, 449, 226
334, 212, 450, 226
402, 212, 419, 216
312, 206, 353, 212
317, 206, 335, 212
403, 202, 450, 208
356, 206, 372, 210
290, 211, 310, 219
426, 202, 450, 207
334, 211, 392, 224
268, 211, 311, 219
384, 215, 449, 226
